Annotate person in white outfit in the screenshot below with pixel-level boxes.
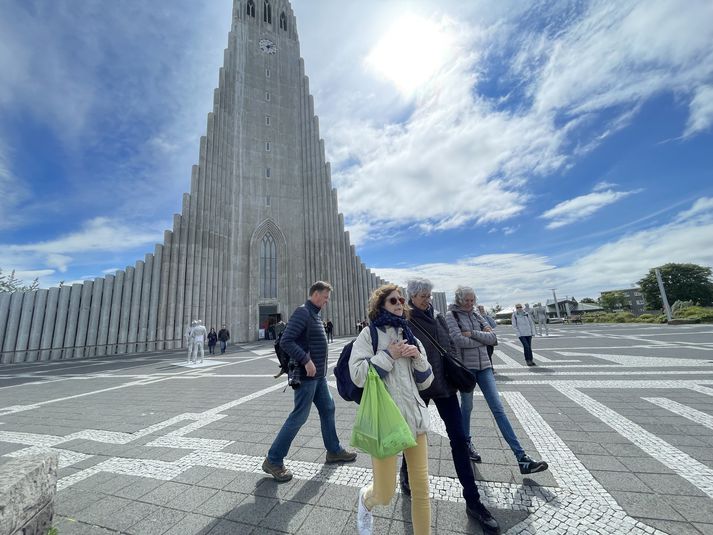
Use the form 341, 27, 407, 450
192, 320, 208, 364
512, 304, 537, 366
535, 305, 549, 336
185, 321, 197, 363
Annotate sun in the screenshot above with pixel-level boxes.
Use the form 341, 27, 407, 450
365, 14, 451, 97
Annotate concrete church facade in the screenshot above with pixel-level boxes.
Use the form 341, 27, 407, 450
0, 0, 392, 363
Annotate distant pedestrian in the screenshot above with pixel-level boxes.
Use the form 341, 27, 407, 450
262, 281, 356, 483
512, 304, 537, 366
326, 319, 334, 342
534, 305, 549, 336
218, 324, 230, 354
208, 328, 218, 355
185, 321, 197, 363
274, 320, 286, 339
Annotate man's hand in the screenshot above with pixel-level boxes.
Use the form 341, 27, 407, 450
305, 360, 316, 377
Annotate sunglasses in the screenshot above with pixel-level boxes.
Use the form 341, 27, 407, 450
387, 296, 406, 305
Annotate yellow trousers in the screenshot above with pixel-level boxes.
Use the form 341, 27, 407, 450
364, 433, 430, 535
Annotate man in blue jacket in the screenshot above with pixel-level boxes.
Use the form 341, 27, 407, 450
263, 281, 357, 482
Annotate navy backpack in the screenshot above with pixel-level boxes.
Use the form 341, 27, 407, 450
334, 323, 378, 403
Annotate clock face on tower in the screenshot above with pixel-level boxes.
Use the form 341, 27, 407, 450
259, 39, 277, 54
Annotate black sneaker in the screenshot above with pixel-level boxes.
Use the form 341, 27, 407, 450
526, 360, 536, 367
468, 441, 482, 463
466, 501, 500, 534
518, 454, 548, 474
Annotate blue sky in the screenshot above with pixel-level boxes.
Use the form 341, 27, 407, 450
1, 0, 712, 309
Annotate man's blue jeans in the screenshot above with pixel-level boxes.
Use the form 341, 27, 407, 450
460, 367, 525, 459
267, 376, 342, 466
220, 340, 227, 353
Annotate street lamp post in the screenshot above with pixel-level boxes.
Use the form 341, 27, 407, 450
551, 288, 561, 319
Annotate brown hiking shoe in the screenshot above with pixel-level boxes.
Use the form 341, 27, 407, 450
326, 449, 358, 463
262, 458, 293, 482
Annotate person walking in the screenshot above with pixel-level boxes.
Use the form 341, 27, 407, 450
534, 305, 549, 336
512, 304, 537, 366
263, 281, 357, 483
217, 324, 230, 354
401, 279, 499, 534
448, 287, 548, 476
349, 283, 434, 535
326, 319, 334, 343
207, 327, 218, 355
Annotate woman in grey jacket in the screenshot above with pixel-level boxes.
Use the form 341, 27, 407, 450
350, 284, 433, 535
447, 286, 548, 476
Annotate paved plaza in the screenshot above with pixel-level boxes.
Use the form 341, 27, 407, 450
1, 323, 713, 534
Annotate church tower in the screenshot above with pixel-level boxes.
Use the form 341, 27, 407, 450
0, 0, 388, 363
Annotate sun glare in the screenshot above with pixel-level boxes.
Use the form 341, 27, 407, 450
365, 14, 451, 97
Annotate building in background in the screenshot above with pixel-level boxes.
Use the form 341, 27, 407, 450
600, 288, 646, 316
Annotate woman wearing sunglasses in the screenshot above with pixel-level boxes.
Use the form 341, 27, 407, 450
349, 284, 434, 535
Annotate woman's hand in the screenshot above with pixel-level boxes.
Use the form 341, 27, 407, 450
387, 339, 405, 358
462, 331, 472, 337
401, 343, 420, 359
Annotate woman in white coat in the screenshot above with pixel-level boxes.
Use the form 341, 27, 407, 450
349, 284, 434, 535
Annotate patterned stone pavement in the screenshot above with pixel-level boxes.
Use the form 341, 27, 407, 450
1, 323, 713, 534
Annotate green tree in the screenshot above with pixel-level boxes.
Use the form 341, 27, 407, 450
599, 291, 629, 312
490, 304, 502, 315
638, 263, 713, 309
0, 269, 40, 292
580, 297, 597, 304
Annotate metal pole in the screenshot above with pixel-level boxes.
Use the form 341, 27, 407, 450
551, 289, 561, 319
655, 268, 673, 322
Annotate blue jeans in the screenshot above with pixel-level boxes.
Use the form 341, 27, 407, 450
519, 336, 533, 363
220, 340, 227, 353
267, 377, 342, 465
460, 367, 525, 459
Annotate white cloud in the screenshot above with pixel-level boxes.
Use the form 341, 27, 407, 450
0, 143, 28, 230
372, 198, 713, 307
685, 85, 713, 137
541, 187, 640, 229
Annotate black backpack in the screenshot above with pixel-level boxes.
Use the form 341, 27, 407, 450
273, 331, 290, 378
334, 323, 379, 403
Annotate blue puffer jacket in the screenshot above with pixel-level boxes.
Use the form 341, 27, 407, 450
280, 300, 329, 380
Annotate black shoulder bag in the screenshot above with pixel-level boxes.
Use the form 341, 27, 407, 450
411, 317, 476, 393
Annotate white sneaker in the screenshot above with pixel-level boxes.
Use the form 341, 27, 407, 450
356, 486, 373, 535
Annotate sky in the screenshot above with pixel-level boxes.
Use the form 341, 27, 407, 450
1, 0, 712, 310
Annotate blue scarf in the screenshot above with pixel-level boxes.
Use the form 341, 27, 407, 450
372, 308, 419, 346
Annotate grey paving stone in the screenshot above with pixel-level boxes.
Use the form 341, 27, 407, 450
635, 472, 708, 497
259, 500, 314, 532
73, 495, 133, 527
590, 470, 651, 493
576, 454, 630, 472
139, 481, 192, 506
666, 495, 713, 523
608, 490, 685, 521
197, 468, 239, 489
55, 489, 104, 516
618, 456, 676, 474
224, 494, 279, 526
125, 506, 186, 535
294, 505, 351, 535
694, 522, 713, 535
197, 490, 247, 517
166, 485, 218, 512
637, 518, 706, 535
165, 512, 218, 535
113, 476, 164, 499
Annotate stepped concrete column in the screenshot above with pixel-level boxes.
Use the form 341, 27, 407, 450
74, 281, 93, 359
39, 288, 59, 361
50, 285, 71, 360
147, 245, 163, 351
0, 292, 11, 361
13, 291, 35, 363
86, 278, 103, 357
26, 289, 47, 362
2, 292, 24, 363
63, 284, 83, 360
107, 271, 124, 355
117, 267, 135, 354
96, 276, 113, 356
157, 230, 172, 349
127, 261, 144, 354
138, 254, 153, 352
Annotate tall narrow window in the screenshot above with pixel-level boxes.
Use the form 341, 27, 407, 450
265, 67, 271, 78
261, 234, 277, 298
246, 0, 255, 17
265, 91, 270, 101
279, 12, 287, 31
266, 167, 271, 178
263, 0, 272, 23
265, 141, 271, 152
265, 115, 271, 126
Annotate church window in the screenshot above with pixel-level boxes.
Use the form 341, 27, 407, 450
266, 167, 271, 178
265, 141, 271, 151
266, 67, 271, 78
279, 12, 287, 31
260, 233, 277, 298
266, 196, 271, 206
263, 0, 272, 24
265, 91, 270, 101
265, 115, 271, 126
246, 0, 255, 18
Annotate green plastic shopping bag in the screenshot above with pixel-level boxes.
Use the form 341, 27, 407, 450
350, 366, 417, 459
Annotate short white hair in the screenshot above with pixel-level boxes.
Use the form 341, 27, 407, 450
454, 286, 476, 306
406, 278, 433, 299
